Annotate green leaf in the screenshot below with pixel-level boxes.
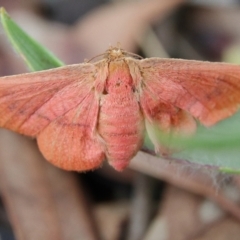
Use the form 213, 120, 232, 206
145, 110, 240, 172
219, 167, 240, 174
0, 7, 64, 71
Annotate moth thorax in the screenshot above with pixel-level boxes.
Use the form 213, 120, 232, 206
105, 61, 134, 93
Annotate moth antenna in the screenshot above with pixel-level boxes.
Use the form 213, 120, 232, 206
85, 53, 106, 63
116, 42, 121, 49
86, 45, 143, 63
122, 51, 143, 59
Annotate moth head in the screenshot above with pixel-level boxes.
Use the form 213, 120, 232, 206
106, 46, 125, 61
106, 46, 143, 61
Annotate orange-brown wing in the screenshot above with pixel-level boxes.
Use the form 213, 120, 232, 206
0, 64, 105, 171
139, 58, 240, 127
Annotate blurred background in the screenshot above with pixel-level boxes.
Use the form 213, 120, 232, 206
1, 0, 240, 239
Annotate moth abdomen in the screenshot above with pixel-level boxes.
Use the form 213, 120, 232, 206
98, 93, 144, 171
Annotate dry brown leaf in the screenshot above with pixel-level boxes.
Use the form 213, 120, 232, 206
144, 186, 203, 240
46, 166, 101, 240
0, 0, 38, 12
0, 130, 62, 240
94, 201, 129, 240
0, 129, 100, 240
71, 0, 185, 56
192, 217, 240, 240
129, 152, 240, 221
127, 173, 155, 240
8, 10, 76, 64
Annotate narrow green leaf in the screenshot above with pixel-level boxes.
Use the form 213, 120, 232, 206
146, 110, 240, 171
219, 167, 240, 174
0, 7, 63, 71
